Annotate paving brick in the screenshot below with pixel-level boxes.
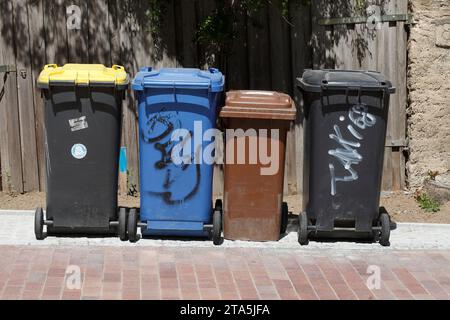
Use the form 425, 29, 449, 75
2, 286, 23, 300
392, 268, 428, 296
2, 245, 450, 300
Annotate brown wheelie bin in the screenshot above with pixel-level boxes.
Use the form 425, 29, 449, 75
219, 91, 296, 241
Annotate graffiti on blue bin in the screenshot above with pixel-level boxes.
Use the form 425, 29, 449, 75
328, 104, 377, 196
142, 113, 201, 205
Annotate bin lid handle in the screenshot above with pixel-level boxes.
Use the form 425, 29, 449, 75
320, 71, 396, 94
132, 67, 224, 92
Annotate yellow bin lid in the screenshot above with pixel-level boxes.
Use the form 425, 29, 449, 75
37, 64, 129, 89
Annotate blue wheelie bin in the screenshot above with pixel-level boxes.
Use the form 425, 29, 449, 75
130, 67, 225, 243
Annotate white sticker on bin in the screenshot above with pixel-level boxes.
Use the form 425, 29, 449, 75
71, 143, 87, 160
69, 116, 88, 132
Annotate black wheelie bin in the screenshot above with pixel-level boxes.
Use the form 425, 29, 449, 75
297, 70, 397, 246
35, 64, 129, 240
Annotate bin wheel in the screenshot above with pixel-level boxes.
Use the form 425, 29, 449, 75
34, 207, 45, 240
379, 213, 391, 247
280, 202, 289, 235
118, 208, 128, 241
212, 210, 223, 246
214, 199, 223, 212
298, 212, 309, 246
127, 209, 139, 243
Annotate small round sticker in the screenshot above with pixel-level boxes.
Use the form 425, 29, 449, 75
71, 143, 87, 160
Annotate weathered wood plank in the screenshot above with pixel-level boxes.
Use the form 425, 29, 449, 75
354, 23, 378, 70
157, 0, 179, 68
289, 1, 312, 196
247, 5, 271, 90
107, 0, 124, 193
66, 0, 89, 63
387, 0, 400, 191
311, 0, 336, 69
27, 0, 47, 191
88, 0, 111, 64
0, 0, 24, 193
177, 0, 198, 67
118, 0, 140, 192
396, 0, 408, 190
213, 132, 224, 198
130, 1, 157, 70
108, 0, 130, 195
332, 0, 356, 70
108, 0, 121, 65
196, 0, 224, 197
225, 5, 249, 90
269, 0, 292, 93
379, 0, 393, 191
13, 0, 40, 192
196, 0, 217, 69
44, 0, 69, 64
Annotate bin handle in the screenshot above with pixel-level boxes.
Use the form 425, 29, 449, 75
345, 87, 363, 106
320, 85, 390, 110
112, 65, 124, 71
44, 64, 58, 70
321, 83, 387, 92
173, 82, 178, 103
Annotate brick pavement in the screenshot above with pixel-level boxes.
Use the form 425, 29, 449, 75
1, 246, 450, 300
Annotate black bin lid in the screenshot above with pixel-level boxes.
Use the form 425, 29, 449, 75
297, 69, 395, 94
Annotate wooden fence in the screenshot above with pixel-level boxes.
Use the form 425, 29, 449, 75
0, 0, 408, 195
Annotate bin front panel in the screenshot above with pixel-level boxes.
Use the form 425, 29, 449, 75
44, 86, 122, 233
220, 91, 295, 242
222, 118, 289, 242
137, 88, 221, 236
303, 90, 390, 232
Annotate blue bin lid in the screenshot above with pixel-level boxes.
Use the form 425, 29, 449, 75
132, 67, 225, 92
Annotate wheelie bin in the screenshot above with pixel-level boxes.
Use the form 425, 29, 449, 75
219, 91, 296, 242
297, 69, 397, 246
129, 67, 225, 243
35, 64, 129, 240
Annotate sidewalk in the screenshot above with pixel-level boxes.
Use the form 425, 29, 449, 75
1, 246, 450, 300
1, 210, 450, 300
1, 210, 450, 250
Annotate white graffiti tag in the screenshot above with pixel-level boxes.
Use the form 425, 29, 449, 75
349, 104, 377, 130
328, 104, 376, 196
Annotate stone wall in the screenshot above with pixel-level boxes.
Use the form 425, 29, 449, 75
407, 0, 450, 189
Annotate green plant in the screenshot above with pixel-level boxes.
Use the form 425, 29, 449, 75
146, 0, 167, 35
143, 0, 309, 68
355, 0, 366, 11
196, 5, 234, 51
194, 0, 310, 68
415, 192, 440, 213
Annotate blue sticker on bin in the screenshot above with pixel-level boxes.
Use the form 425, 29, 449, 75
119, 147, 127, 173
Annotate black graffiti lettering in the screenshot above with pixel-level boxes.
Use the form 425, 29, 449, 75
163, 169, 174, 189
142, 113, 201, 205
154, 141, 174, 170
142, 114, 174, 144
149, 145, 202, 205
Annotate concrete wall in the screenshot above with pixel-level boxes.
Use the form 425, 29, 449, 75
407, 0, 450, 189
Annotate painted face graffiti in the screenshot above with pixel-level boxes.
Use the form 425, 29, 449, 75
141, 113, 201, 205
328, 104, 377, 196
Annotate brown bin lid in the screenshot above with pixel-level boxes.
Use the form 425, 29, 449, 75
220, 90, 296, 120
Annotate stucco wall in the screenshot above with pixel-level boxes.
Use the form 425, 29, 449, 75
407, 0, 450, 189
